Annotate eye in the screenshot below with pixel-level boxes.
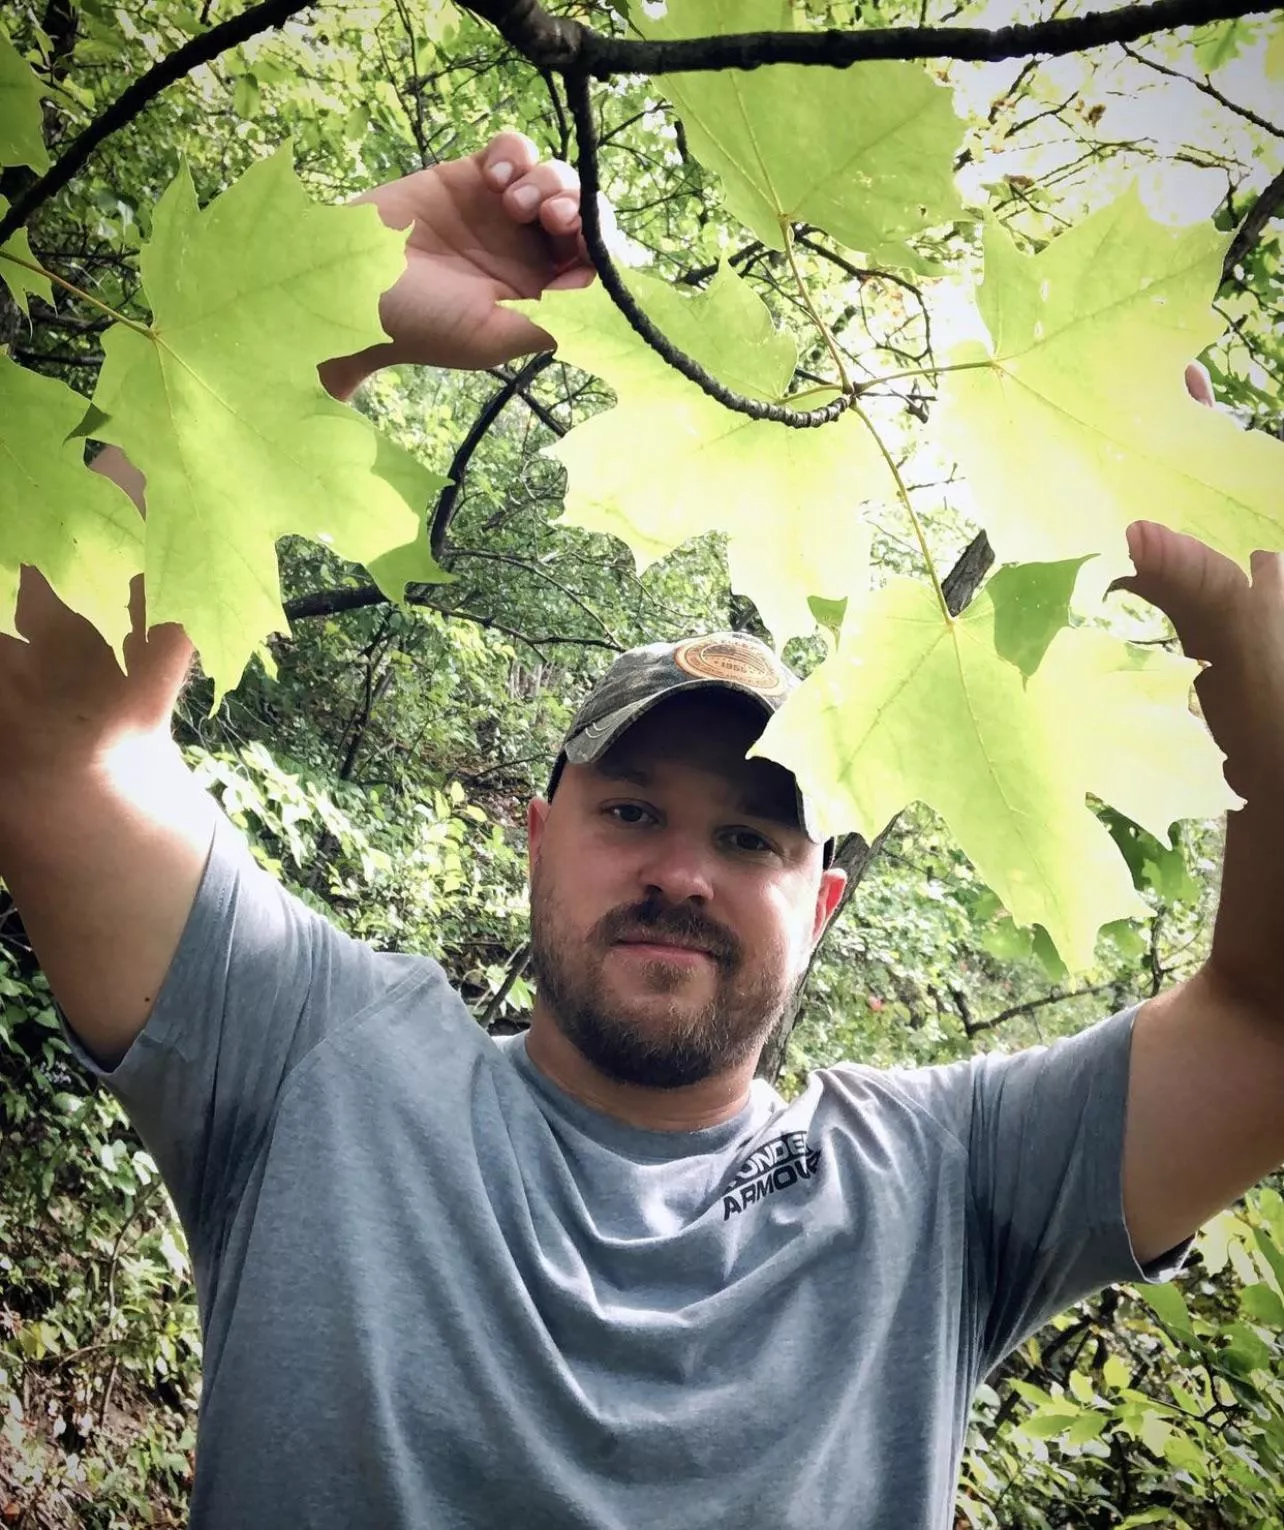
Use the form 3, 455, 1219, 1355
605, 802, 657, 827
722, 826, 776, 856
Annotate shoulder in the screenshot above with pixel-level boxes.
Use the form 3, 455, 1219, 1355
798, 1054, 979, 1162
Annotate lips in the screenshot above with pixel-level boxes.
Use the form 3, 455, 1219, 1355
615, 930, 713, 954
613, 937, 712, 957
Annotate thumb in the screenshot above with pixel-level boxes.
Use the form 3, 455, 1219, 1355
1185, 360, 1215, 409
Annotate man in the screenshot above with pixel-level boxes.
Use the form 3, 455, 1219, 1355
2, 131, 1282, 1530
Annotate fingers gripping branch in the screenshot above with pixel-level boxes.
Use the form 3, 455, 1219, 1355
565, 72, 857, 431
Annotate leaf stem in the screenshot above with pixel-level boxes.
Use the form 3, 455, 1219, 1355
869, 357, 995, 388
781, 220, 852, 394
0, 249, 149, 336
854, 401, 951, 623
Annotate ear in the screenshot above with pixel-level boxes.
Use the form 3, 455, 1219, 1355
811, 866, 847, 949
527, 797, 550, 877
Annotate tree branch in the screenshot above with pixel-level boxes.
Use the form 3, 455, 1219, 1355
1222, 164, 1284, 283
0, 0, 317, 244
1126, 42, 1284, 141
487, 367, 568, 436
281, 583, 619, 652
430, 353, 553, 558
963, 979, 1122, 1038
564, 69, 857, 430
462, 0, 1270, 78
1121, 42, 1284, 140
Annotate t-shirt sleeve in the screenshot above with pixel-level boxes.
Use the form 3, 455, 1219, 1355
963, 1005, 1191, 1372
59, 810, 425, 1258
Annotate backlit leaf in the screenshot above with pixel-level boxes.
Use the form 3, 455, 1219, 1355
1102, 1353, 1131, 1392
940, 190, 1284, 590
0, 356, 143, 660
512, 264, 878, 644
753, 569, 1233, 967
632, 0, 964, 266
1138, 1281, 1195, 1338
90, 148, 447, 699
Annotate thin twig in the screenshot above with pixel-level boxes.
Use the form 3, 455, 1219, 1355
478, 941, 532, 1027
564, 69, 857, 429
448, 546, 621, 644
486, 366, 567, 435
1122, 42, 1284, 140
282, 584, 620, 651
430, 353, 554, 557
964, 979, 1122, 1038
0, 0, 317, 243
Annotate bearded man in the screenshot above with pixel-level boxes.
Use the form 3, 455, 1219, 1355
4, 132, 1284, 1530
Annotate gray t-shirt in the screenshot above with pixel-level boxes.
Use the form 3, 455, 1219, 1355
65, 815, 1186, 1529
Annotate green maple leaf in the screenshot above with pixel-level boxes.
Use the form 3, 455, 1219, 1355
90, 148, 447, 699
1192, 18, 1247, 71
753, 566, 1236, 968
0, 356, 143, 659
0, 196, 52, 314
511, 263, 880, 643
939, 189, 1284, 589
631, 0, 963, 265
0, 28, 48, 172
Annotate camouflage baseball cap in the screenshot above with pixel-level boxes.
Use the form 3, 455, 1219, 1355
547, 632, 831, 858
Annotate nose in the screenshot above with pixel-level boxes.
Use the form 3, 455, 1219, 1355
634, 830, 716, 905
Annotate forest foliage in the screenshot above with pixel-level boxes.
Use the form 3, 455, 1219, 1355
1, 0, 1283, 1524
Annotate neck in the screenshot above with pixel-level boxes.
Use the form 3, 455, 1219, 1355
523, 1003, 757, 1132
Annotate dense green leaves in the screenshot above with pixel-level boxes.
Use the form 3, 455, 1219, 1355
633, 0, 964, 266
91, 149, 447, 697
514, 264, 877, 643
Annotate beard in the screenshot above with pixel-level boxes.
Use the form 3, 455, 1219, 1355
529, 860, 800, 1090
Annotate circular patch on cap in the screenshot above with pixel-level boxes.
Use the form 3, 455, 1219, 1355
673, 636, 787, 695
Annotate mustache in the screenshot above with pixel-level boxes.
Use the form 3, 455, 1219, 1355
594, 895, 741, 969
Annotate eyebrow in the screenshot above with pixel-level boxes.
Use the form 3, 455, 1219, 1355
594, 759, 800, 832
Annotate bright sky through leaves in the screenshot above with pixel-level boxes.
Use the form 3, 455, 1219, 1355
632, 0, 964, 265
0, 356, 143, 660
90, 149, 447, 700
754, 569, 1237, 968
513, 265, 878, 644
940, 190, 1284, 591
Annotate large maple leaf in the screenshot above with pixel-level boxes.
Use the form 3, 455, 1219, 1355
0, 357, 143, 659
91, 148, 447, 699
939, 189, 1284, 589
631, 0, 963, 266
511, 264, 880, 644
754, 564, 1237, 968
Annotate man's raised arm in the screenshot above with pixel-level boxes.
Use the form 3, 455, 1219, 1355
0, 131, 590, 1070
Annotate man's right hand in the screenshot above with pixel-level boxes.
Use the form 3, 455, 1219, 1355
320, 131, 596, 399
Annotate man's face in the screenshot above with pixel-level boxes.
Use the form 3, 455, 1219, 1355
526, 692, 845, 1089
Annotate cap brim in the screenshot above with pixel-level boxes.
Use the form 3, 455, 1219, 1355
562, 680, 825, 844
